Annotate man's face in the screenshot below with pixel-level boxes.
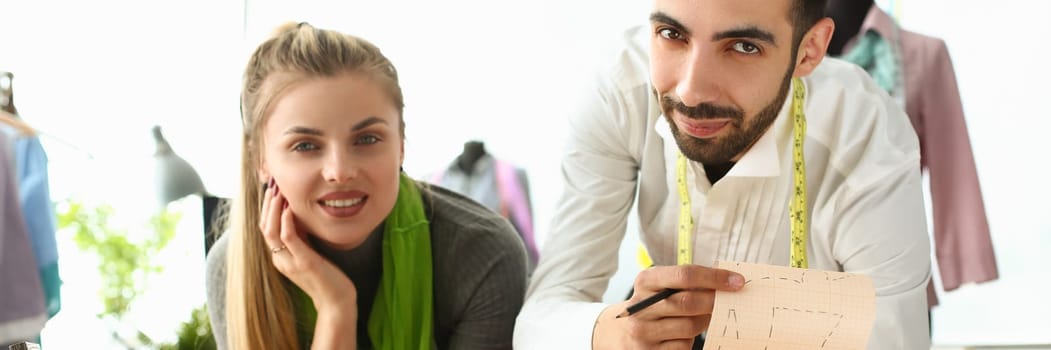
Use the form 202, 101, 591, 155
651, 0, 798, 164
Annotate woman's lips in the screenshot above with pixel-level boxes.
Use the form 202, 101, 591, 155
318, 192, 367, 218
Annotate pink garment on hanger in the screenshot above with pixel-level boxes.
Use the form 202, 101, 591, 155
851, 6, 998, 307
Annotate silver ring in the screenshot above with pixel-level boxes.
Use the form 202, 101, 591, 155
271, 245, 287, 254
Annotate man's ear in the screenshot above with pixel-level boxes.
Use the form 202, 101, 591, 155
793, 17, 835, 77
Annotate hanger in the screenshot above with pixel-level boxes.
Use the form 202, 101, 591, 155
0, 110, 95, 159
0, 110, 36, 136
0, 71, 92, 158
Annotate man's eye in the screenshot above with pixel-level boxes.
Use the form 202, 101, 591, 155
357, 135, 380, 145
658, 28, 683, 41
732, 41, 760, 54
292, 142, 319, 152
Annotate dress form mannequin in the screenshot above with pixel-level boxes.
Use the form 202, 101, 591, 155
826, 0, 875, 56
432, 140, 539, 272
456, 140, 488, 174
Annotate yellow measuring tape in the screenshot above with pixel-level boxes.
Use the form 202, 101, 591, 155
787, 77, 809, 269
642, 77, 809, 268
676, 150, 695, 265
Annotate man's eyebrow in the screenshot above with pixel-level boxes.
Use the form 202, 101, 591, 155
712, 26, 778, 47
650, 11, 692, 37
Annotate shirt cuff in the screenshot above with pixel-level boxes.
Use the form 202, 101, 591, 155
514, 301, 610, 349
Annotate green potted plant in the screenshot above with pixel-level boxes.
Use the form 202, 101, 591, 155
56, 198, 180, 348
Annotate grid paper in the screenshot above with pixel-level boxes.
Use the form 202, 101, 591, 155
704, 261, 876, 350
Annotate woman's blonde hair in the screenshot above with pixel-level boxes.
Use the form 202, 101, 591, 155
224, 22, 403, 349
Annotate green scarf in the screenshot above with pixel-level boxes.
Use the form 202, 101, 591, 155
295, 172, 435, 349
841, 30, 899, 93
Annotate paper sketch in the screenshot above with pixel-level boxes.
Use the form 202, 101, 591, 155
703, 261, 876, 350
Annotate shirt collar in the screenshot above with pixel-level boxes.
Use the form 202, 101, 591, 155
653, 81, 796, 178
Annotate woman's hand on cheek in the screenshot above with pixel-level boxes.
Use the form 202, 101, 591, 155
260, 181, 358, 314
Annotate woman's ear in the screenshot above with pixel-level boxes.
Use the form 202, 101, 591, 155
257, 160, 271, 188
793, 17, 835, 78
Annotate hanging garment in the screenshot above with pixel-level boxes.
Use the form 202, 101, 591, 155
842, 30, 900, 93
13, 134, 61, 318
839, 5, 998, 307
0, 130, 47, 344
428, 154, 538, 272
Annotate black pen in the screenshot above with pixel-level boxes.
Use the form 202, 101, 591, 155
616, 288, 682, 318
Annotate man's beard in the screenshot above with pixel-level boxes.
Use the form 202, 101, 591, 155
661, 69, 794, 165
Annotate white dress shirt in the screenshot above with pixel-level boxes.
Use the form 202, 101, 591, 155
514, 26, 932, 349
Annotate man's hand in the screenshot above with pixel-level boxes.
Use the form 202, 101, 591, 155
592, 265, 744, 349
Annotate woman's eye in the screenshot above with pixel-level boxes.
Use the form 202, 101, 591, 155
357, 135, 380, 145
732, 41, 760, 54
658, 28, 683, 41
292, 142, 319, 152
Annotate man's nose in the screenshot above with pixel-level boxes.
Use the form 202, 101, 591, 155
675, 49, 723, 107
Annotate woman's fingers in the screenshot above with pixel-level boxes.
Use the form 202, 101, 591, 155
258, 180, 271, 232
277, 204, 312, 259
265, 202, 356, 309
261, 181, 286, 254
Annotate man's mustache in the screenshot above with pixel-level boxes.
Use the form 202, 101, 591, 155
661, 95, 744, 120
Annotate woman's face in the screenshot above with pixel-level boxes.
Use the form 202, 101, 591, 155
259, 72, 403, 251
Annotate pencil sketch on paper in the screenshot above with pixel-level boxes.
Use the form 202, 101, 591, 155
703, 261, 876, 350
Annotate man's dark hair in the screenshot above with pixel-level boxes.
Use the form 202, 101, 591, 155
791, 0, 827, 45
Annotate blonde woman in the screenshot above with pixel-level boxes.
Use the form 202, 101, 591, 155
205, 22, 528, 349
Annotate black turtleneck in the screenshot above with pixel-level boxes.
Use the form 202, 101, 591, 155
704, 162, 735, 185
